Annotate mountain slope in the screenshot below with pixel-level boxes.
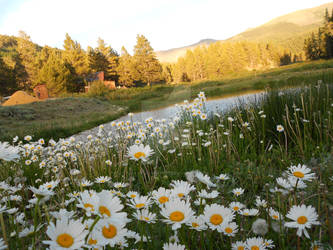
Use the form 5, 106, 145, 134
156, 2, 333, 63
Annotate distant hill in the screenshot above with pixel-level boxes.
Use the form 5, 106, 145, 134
156, 2, 333, 63
155, 39, 217, 63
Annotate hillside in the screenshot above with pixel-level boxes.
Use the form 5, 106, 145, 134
156, 2, 333, 63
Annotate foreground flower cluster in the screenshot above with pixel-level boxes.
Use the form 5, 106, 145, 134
0, 88, 332, 249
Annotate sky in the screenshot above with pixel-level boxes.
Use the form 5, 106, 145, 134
0, 0, 331, 53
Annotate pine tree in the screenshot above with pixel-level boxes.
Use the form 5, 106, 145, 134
96, 38, 119, 81
117, 46, 135, 87
16, 31, 38, 88
132, 35, 162, 86
63, 33, 88, 76
0, 55, 17, 96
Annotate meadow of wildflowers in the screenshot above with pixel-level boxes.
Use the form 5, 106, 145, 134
0, 83, 332, 249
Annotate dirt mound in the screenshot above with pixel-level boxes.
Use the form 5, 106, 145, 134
2, 91, 39, 106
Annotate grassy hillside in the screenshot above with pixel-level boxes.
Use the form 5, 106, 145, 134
156, 2, 333, 62
0, 98, 127, 142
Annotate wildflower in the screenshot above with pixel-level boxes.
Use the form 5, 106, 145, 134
232, 188, 244, 196
151, 187, 171, 205
163, 242, 185, 250
229, 202, 245, 213
200, 113, 207, 120
263, 239, 275, 249
245, 237, 266, 250
269, 208, 283, 221
170, 180, 195, 198
0, 142, 20, 161
133, 209, 156, 223
216, 173, 230, 181
80, 179, 93, 187
77, 191, 99, 217
126, 191, 139, 199
252, 218, 269, 235
95, 176, 111, 184
50, 209, 75, 220
29, 186, 54, 199
113, 182, 129, 188
160, 199, 194, 230
276, 125, 284, 132
222, 222, 238, 237
240, 208, 259, 217
127, 144, 153, 162
195, 171, 216, 188
24, 135, 32, 141
128, 195, 152, 210
41, 180, 59, 190
287, 164, 316, 181
203, 204, 234, 231
255, 196, 267, 208
43, 217, 88, 249
285, 204, 320, 238
187, 215, 208, 231
94, 218, 128, 248
232, 241, 246, 250
96, 191, 125, 219
198, 190, 219, 199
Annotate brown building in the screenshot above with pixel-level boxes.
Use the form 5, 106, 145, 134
85, 72, 116, 92
33, 84, 49, 99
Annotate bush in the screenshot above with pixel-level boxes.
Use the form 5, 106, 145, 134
86, 80, 110, 97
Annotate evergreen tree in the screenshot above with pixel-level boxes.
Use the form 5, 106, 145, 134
16, 31, 39, 88
63, 33, 89, 76
0, 55, 17, 96
132, 35, 162, 86
37, 50, 82, 95
117, 46, 135, 87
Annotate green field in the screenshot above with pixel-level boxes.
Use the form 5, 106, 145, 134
0, 98, 127, 142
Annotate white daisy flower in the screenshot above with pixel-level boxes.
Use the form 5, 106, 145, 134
43, 217, 88, 249
163, 242, 186, 250
232, 188, 245, 196
76, 190, 99, 217
133, 209, 156, 223
240, 208, 259, 217
195, 172, 216, 188
151, 187, 171, 205
95, 176, 111, 184
231, 241, 246, 250
95, 191, 125, 220
216, 174, 230, 181
222, 222, 238, 237
127, 144, 153, 161
229, 202, 245, 213
160, 199, 194, 230
95, 218, 128, 247
287, 164, 316, 181
0, 142, 20, 161
170, 180, 195, 198
186, 215, 208, 231
276, 125, 284, 132
245, 237, 266, 250
269, 208, 283, 221
128, 195, 152, 210
284, 204, 320, 238
203, 204, 234, 232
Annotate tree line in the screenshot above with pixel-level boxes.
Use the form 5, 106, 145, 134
1, 31, 303, 96
0, 33, 162, 96
304, 9, 333, 60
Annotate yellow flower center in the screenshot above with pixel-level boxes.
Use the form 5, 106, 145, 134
233, 206, 239, 211
192, 222, 199, 228
47, 184, 52, 188
84, 203, 94, 211
293, 171, 304, 178
135, 203, 145, 208
134, 152, 146, 159
99, 206, 111, 217
169, 211, 185, 222
272, 215, 279, 220
237, 247, 245, 250
88, 238, 97, 245
158, 196, 169, 204
130, 194, 136, 198
102, 224, 117, 239
297, 216, 308, 224
177, 193, 184, 198
56, 233, 74, 248
251, 246, 259, 250
225, 227, 233, 234
210, 214, 223, 225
